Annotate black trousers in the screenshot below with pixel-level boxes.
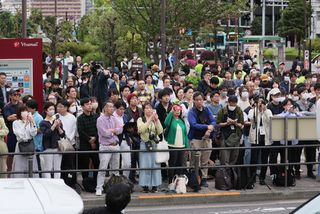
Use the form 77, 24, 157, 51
302, 140, 318, 173
269, 141, 285, 174
288, 142, 302, 173
78, 150, 100, 180
61, 153, 77, 187
129, 141, 140, 180
168, 147, 185, 183
250, 136, 271, 181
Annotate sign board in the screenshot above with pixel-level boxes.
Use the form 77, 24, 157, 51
131, 59, 144, 80
0, 59, 33, 95
0, 39, 43, 110
243, 43, 260, 64
271, 116, 318, 141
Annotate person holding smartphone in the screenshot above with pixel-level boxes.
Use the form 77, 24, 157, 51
217, 95, 244, 166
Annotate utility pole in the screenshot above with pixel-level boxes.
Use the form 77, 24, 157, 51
160, 0, 166, 72
303, 0, 307, 57
262, 0, 265, 48
51, 0, 58, 79
272, 0, 275, 35
22, 0, 27, 38
309, 0, 312, 73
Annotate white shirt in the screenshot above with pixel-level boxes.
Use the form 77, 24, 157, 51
58, 113, 77, 142
13, 120, 37, 143
64, 56, 74, 71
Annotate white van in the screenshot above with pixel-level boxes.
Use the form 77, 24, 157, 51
0, 179, 84, 214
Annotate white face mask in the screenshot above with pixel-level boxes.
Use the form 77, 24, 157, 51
207, 96, 211, 102
92, 102, 98, 110
291, 95, 299, 101
242, 92, 249, 99
21, 111, 28, 120
228, 105, 236, 111
69, 106, 77, 113
273, 97, 283, 103
47, 109, 55, 117
278, 97, 286, 102
312, 77, 317, 83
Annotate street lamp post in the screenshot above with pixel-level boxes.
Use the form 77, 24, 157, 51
22, 0, 27, 38
160, 0, 166, 72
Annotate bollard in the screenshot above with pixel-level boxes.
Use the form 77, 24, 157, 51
28, 156, 33, 178
194, 151, 200, 190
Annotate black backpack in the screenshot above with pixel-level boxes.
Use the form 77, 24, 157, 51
215, 168, 238, 190
273, 170, 296, 187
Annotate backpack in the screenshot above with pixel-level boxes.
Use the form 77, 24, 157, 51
273, 170, 295, 187
103, 174, 134, 193
215, 168, 237, 190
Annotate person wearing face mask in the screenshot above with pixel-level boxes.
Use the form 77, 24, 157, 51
276, 99, 303, 179
267, 88, 284, 115
280, 75, 291, 95
295, 87, 317, 179
219, 87, 228, 107
237, 87, 250, 111
40, 102, 65, 179
12, 105, 38, 178
56, 100, 77, 188
66, 86, 82, 116
290, 88, 300, 102
295, 87, 315, 113
217, 95, 244, 166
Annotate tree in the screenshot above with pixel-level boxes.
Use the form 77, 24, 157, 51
277, 0, 310, 56
251, 17, 262, 35
0, 11, 15, 38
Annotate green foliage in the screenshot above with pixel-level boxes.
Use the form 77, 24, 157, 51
57, 42, 96, 57
277, 0, 310, 41
185, 75, 201, 88
0, 11, 15, 37
251, 17, 262, 35
307, 38, 320, 53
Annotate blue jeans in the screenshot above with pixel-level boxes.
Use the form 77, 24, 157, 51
243, 135, 251, 165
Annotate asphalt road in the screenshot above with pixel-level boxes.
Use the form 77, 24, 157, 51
124, 199, 306, 214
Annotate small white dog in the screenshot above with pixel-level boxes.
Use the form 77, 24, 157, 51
169, 175, 188, 194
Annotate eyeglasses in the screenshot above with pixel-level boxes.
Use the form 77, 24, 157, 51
13, 93, 20, 96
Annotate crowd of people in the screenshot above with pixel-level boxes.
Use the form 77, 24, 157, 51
0, 50, 319, 196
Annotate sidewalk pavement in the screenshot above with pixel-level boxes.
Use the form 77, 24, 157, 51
82, 173, 320, 209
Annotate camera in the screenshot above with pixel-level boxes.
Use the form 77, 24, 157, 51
149, 133, 159, 144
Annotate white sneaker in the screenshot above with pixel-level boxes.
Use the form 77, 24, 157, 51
95, 189, 102, 196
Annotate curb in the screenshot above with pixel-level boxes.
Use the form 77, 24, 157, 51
82, 189, 320, 208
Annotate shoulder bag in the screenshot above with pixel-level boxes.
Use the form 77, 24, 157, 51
155, 135, 169, 164
58, 137, 75, 152
18, 139, 35, 154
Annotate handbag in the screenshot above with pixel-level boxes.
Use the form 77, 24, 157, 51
155, 137, 169, 163
58, 137, 75, 152
18, 139, 35, 154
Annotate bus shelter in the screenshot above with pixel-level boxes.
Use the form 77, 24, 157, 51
239, 36, 286, 71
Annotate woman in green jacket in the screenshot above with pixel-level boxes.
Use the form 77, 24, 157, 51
164, 104, 189, 184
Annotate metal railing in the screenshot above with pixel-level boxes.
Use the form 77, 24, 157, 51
0, 144, 319, 188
